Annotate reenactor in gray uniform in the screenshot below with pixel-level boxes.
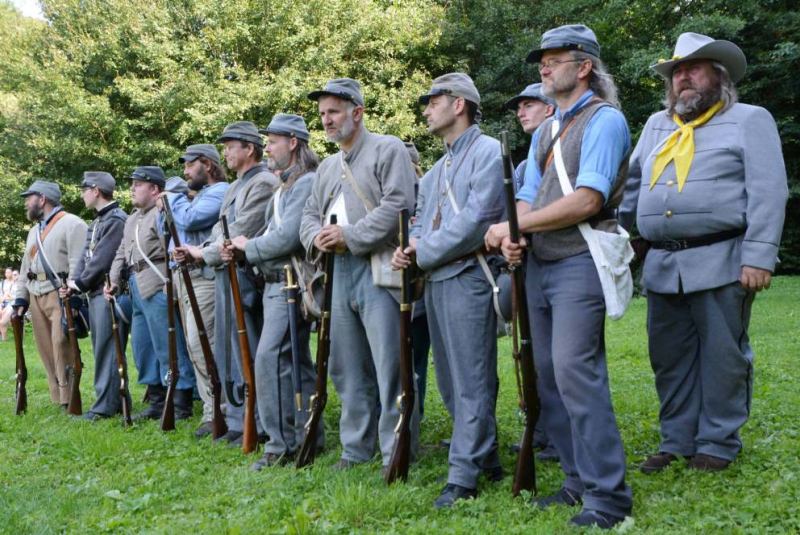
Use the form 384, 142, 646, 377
63, 172, 129, 420
299, 78, 419, 471
176, 122, 278, 445
621, 33, 789, 473
222, 114, 325, 468
487, 25, 633, 529
14, 181, 88, 407
107, 166, 196, 421
394, 73, 505, 508
161, 144, 229, 438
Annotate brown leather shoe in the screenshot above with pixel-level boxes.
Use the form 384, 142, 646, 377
688, 454, 730, 472
640, 452, 678, 474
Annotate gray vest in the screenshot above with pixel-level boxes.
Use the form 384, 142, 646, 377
530, 102, 629, 261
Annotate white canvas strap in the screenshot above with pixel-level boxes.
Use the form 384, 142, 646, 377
135, 220, 167, 284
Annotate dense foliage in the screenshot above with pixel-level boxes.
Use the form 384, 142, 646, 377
0, 0, 797, 270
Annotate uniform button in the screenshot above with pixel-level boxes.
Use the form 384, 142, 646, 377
445, 159, 452, 167
665, 210, 673, 218
666, 180, 675, 186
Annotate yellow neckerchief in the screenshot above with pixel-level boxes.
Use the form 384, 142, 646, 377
649, 100, 723, 192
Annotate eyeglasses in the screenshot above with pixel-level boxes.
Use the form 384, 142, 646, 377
537, 58, 583, 72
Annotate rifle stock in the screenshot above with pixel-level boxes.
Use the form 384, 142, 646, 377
222, 215, 257, 454
501, 132, 541, 496
163, 196, 227, 438
12, 313, 27, 415
160, 234, 178, 432
59, 272, 83, 416
385, 208, 415, 484
106, 274, 132, 426
296, 214, 337, 468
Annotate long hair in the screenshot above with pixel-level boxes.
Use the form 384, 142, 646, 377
570, 51, 621, 109
198, 156, 228, 184
283, 139, 319, 189
663, 61, 738, 118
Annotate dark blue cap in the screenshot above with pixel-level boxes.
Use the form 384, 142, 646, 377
128, 166, 166, 188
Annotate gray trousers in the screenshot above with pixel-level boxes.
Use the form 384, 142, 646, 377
255, 282, 324, 454
176, 272, 218, 423
329, 253, 419, 465
647, 283, 755, 461
87, 292, 129, 416
425, 264, 501, 489
213, 267, 264, 434
527, 251, 632, 518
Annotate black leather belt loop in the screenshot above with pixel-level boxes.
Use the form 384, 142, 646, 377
650, 228, 745, 252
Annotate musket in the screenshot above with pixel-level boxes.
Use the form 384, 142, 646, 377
296, 214, 337, 468
11, 311, 27, 415
162, 196, 228, 438
221, 215, 258, 454
501, 132, 540, 496
59, 272, 83, 416
105, 274, 132, 426
160, 232, 179, 432
385, 208, 416, 485
282, 264, 303, 412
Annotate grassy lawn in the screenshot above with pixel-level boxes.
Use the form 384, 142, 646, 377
1, 277, 798, 534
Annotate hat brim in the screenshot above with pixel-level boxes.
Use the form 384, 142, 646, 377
650, 40, 747, 83
526, 43, 584, 64
258, 128, 310, 142
178, 153, 201, 164
19, 190, 38, 198
308, 90, 361, 106
215, 134, 264, 147
504, 95, 551, 110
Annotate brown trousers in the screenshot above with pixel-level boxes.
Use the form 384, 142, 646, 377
30, 291, 75, 404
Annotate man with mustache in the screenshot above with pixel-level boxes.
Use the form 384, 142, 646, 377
485, 25, 632, 529
300, 78, 419, 473
623, 33, 788, 473
14, 181, 87, 408
159, 144, 229, 438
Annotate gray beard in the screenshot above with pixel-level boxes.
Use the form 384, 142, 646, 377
327, 117, 356, 144
674, 86, 721, 121
267, 152, 291, 172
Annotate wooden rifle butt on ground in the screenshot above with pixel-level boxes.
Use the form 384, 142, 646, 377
221, 215, 258, 454
12, 314, 27, 415
296, 214, 337, 468
160, 235, 178, 432
385, 208, 415, 485
106, 274, 132, 426
59, 272, 83, 416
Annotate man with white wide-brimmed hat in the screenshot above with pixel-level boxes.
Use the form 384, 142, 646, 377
621, 32, 788, 474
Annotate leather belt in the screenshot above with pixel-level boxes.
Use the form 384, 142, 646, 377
650, 228, 745, 252
261, 271, 286, 284
448, 249, 482, 265
27, 272, 49, 282
130, 258, 164, 273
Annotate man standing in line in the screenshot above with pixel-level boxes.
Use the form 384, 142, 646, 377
299, 78, 419, 472
624, 33, 788, 473
175, 122, 277, 445
486, 25, 633, 529
62, 172, 128, 420
161, 144, 229, 438
14, 181, 87, 408
222, 114, 325, 468
107, 167, 196, 421
393, 73, 505, 508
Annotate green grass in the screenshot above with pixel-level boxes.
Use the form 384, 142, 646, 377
1, 278, 798, 534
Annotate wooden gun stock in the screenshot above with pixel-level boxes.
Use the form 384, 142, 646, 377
385, 208, 415, 485
221, 215, 257, 454
160, 235, 178, 432
501, 132, 541, 497
296, 214, 337, 468
162, 196, 227, 438
59, 272, 83, 416
12, 313, 27, 415
106, 274, 132, 426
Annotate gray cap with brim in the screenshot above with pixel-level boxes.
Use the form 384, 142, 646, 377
419, 72, 481, 106
128, 166, 166, 188
504, 83, 556, 110
258, 114, 311, 142
20, 180, 62, 203
526, 24, 601, 63
81, 171, 116, 194
308, 78, 365, 107
215, 121, 264, 147
179, 144, 220, 165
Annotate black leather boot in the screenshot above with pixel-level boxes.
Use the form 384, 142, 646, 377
132, 385, 166, 421
173, 389, 194, 421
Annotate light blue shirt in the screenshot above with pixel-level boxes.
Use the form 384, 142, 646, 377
516, 90, 630, 205
160, 182, 229, 262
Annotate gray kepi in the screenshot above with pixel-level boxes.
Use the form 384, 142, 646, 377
504, 82, 556, 110
80, 172, 116, 195
258, 114, 311, 142
651, 32, 747, 83
20, 180, 62, 203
